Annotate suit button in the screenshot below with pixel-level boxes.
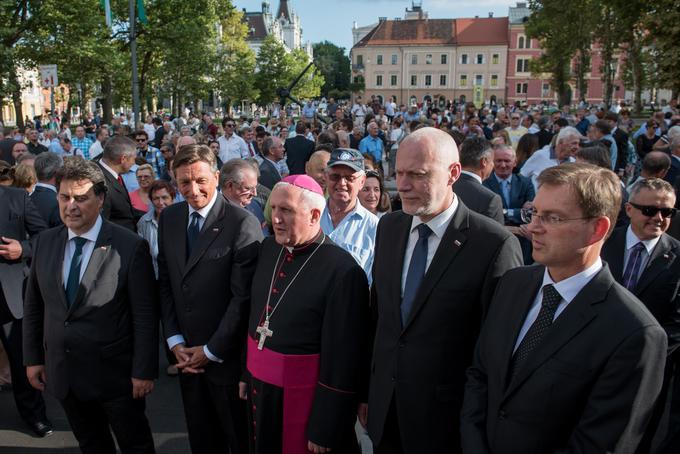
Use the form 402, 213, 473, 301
498, 409, 507, 420
182, 284, 189, 291
64, 321, 69, 327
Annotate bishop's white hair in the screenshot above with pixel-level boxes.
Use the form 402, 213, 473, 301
272, 182, 326, 212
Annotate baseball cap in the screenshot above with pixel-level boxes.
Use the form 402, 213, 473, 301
327, 148, 364, 172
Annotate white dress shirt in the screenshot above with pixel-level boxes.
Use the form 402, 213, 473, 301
401, 196, 459, 296
217, 133, 249, 163
624, 226, 661, 281
62, 215, 103, 287
514, 258, 603, 352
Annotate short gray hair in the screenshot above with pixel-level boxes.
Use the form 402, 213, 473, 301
34, 152, 63, 181
629, 177, 675, 200
273, 181, 325, 212
556, 126, 582, 144
219, 159, 257, 189
103, 135, 136, 161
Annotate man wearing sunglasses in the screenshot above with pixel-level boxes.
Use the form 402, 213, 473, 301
217, 117, 249, 163
602, 177, 680, 453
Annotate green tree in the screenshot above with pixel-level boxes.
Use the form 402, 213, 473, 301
645, 0, 680, 99
312, 41, 350, 97
254, 36, 292, 106
287, 48, 324, 101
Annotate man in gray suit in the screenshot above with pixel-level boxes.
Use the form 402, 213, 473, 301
454, 137, 504, 225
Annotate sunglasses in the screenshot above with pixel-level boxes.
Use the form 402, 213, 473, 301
225, 124, 235, 128
629, 202, 677, 218
136, 138, 147, 142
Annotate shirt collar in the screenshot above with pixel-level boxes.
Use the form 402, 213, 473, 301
68, 215, 102, 243
461, 170, 482, 184
625, 225, 661, 256
410, 194, 459, 240
99, 159, 119, 179
324, 198, 367, 222
35, 182, 56, 192
494, 172, 512, 184
542, 257, 603, 304
188, 188, 218, 219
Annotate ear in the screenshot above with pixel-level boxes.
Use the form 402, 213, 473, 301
449, 162, 462, 186
591, 216, 611, 244
310, 207, 322, 225
624, 202, 633, 219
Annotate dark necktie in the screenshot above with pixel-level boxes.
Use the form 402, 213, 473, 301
65, 237, 88, 307
509, 284, 562, 380
622, 242, 646, 291
401, 224, 433, 325
117, 174, 126, 191
186, 212, 201, 258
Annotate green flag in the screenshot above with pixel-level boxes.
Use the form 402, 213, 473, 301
137, 0, 148, 25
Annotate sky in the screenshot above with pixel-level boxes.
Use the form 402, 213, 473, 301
234, 0, 520, 53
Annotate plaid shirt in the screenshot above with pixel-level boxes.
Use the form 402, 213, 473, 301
138, 146, 165, 176
71, 136, 94, 160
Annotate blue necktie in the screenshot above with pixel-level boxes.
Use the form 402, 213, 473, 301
65, 237, 88, 307
622, 242, 646, 291
186, 212, 201, 258
402, 224, 433, 325
501, 179, 511, 208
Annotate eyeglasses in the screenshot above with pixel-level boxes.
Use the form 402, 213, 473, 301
629, 202, 677, 219
327, 172, 361, 183
136, 138, 147, 142
521, 208, 593, 226
225, 124, 235, 128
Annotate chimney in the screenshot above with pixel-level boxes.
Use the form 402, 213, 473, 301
353, 21, 357, 29
379, 17, 387, 22
488, 12, 493, 18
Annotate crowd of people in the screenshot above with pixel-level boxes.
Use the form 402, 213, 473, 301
0, 94, 679, 454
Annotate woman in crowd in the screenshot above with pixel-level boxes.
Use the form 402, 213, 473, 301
137, 179, 176, 278
0, 161, 14, 186
515, 132, 540, 172
129, 163, 155, 212
636, 119, 660, 160
11, 164, 37, 194
208, 140, 224, 169
359, 170, 391, 218
491, 123, 512, 146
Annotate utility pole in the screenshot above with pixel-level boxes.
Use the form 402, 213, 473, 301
129, 0, 140, 127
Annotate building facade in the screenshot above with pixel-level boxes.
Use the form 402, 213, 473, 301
243, 0, 312, 58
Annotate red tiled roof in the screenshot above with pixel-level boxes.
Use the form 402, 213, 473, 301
455, 17, 509, 45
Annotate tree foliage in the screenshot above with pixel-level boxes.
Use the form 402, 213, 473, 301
313, 41, 350, 97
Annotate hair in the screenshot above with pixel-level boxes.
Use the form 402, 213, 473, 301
55, 156, 108, 197
173, 143, 217, 171
219, 159, 257, 189
148, 179, 176, 201
317, 129, 338, 148
448, 129, 466, 147
315, 143, 334, 154
136, 163, 156, 178
160, 143, 175, 155
603, 111, 619, 123
460, 137, 493, 168
262, 137, 276, 157
0, 160, 13, 184
642, 152, 671, 175
365, 170, 391, 213
575, 145, 611, 169
221, 117, 234, 128
273, 181, 326, 212
295, 121, 308, 135
629, 177, 675, 201
554, 118, 570, 129
34, 152, 63, 181
515, 133, 539, 165
556, 126, 582, 144
152, 117, 163, 127
102, 135, 136, 162
134, 129, 149, 139
16, 153, 36, 164
593, 119, 612, 136
537, 162, 621, 234
670, 134, 680, 152
12, 163, 37, 190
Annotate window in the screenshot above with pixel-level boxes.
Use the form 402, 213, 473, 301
476, 54, 484, 65
425, 75, 432, 86
440, 74, 447, 86
377, 55, 383, 65
441, 54, 447, 65
475, 74, 483, 86
390, 75, 397, 86
518, 35, 525, 49
516, 83, 528, 94
411, 75, 417, 86
376, 75, 383, 86
516, 58, 530, 73
426, 54, 432, 65
391, 54, 397, 65
356, 55, 363, 65
460, 74, 468, 87
490, 74, 498, 87
411, 54, 418, 65
492, 54, 499, 65
460, 54, 468, 64
542, 83, 551, 97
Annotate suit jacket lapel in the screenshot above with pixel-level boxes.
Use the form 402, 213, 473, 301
485, 175, 504, 207
67, 222, 113, 317
390, 213, 412, 330
402, 202, 469, 330
510, 175, 522, 208
503, 266, 611, 400
636, 234, 675, 294
184, 196, 224, 276
54, 227, 70, 311
603, 228, 626, 282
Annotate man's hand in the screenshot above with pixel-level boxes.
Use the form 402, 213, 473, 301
26, 365, 46, 391
131, 378, 154, 399
179, 345, 209, 374
171, 343, 191, 365
0, 237, 22, 260
307, 441, 332, 453
518, 223, 532, 240
358, 403, 368, 428
239, 381, 248, 400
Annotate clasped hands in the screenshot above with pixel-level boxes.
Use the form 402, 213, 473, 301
171, 343, 210, 374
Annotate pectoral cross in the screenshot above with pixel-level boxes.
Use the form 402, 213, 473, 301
256, 319, 273, 350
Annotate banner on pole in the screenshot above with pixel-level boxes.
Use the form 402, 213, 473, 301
39, 65, 58, 88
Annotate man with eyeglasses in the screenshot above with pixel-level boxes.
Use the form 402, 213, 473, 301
218, 117, 249, 163
602, 177, 680, 453
505, 113, 528, 151
462, 163, 667, 453
135, 130, 164, 176
320, 148, 378, 284
219, 159, 268, 236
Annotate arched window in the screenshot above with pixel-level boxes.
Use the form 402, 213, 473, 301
518, 35, 525, 49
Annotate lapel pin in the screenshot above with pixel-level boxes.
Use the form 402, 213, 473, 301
212, 228, 219, 232
454, 240, 462, 247
664, 253, 669, 259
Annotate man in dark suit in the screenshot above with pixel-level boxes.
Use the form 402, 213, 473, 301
258, 136, 284, 190
157, 144, 263, 453
461, 163, 667, 454
31, 151, 63, 228
453, 137, 504, 224
285, 121, 315, 175
605, 111, 631, 173
366, 127, 522, 453
151, 117, 165, 148
664, 135, 680, 187
602, 177, 680, 453
23, 157, 158, 453
0, 185, 51, 437
484, 144, 536, 263
98, 136, 139, 232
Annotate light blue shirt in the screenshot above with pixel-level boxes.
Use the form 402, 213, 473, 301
167, 191, 223, 362
359, 135, 384, 163
48, 138, 64, 155
601, 133, 618, 170
321, 200, 378, 285
514, 258, 603, 352
121, 164, 140, 192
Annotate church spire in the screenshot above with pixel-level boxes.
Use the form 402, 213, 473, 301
277, 0, 292, 21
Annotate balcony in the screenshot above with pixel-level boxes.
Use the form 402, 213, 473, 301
352, 63, 364, 71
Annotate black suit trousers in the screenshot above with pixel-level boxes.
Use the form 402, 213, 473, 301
0, 297, 46, 425
60, 392, 154, 454
179, 373, 247, 454
373, 397, 405, 454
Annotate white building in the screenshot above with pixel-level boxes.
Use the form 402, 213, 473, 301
243, 0, 312, 57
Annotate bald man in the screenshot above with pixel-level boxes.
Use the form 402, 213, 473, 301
305, 149, 331, 191
367, 127, 522, 453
